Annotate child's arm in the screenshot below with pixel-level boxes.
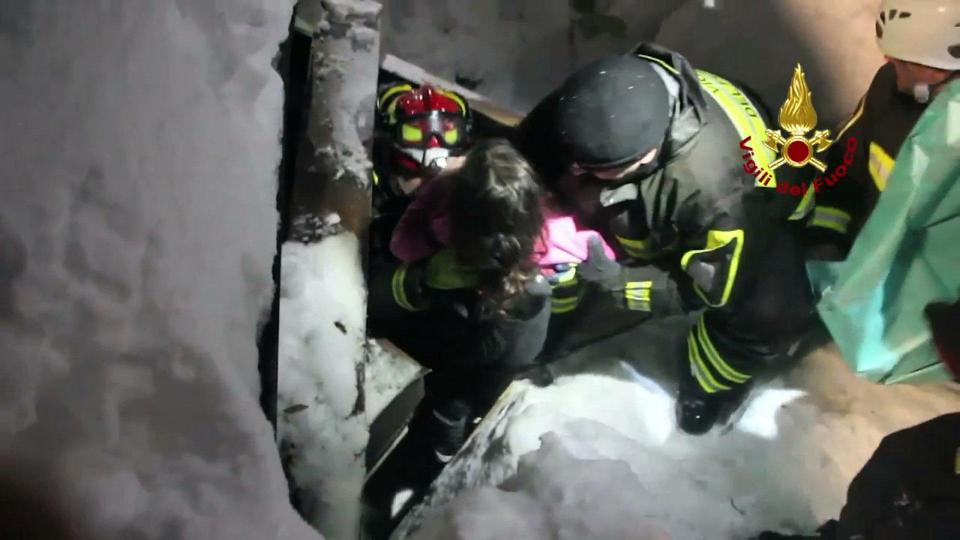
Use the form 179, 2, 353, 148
390, 178, 450, 263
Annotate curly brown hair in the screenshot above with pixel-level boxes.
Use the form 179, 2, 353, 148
446, 139, 545, 314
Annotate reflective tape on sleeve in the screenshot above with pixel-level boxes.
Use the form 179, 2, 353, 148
809, 206, 851, 235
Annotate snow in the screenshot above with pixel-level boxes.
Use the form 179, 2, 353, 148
279, 234, 368, 540
0, 0, 319, 539
364, 340, 426, 422
399, 318, 960, 539
277, 231, 427, 539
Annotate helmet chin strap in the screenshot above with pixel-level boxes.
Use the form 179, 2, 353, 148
912, 82, 931, 104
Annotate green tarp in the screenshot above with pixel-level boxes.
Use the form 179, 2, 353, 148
808, 81, 960, 384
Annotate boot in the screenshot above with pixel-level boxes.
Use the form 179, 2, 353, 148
431, 402, 471, 463
399, 399, 471, 485
676, 360, 751, 435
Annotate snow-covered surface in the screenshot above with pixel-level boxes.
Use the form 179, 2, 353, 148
400, 318, 960, 539
365, 340, 427, 422
382, 0, 883, 125
279, 234, 368, 540
0, 1, 321, 539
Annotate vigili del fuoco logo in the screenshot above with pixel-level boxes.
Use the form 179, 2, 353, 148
740, 64, 856, 196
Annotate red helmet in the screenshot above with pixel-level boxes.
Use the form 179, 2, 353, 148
377, 83, 472, 177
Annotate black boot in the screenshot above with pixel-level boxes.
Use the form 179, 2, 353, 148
430, 401, 471, 463
400, 399, 471, 482
676, 391, 722, 435
676, 360, 751, 435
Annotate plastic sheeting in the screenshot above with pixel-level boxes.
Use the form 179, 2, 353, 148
808, 81, 960, 384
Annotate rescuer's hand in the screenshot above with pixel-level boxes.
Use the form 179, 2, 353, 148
577, 237, 623, 289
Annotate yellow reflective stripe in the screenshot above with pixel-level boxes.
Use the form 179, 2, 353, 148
688, 334, 729, 393
392, 264, 420, 311
617, 235, 657, 260
680, 229, 744, 308
552, 265, 579, 285
378, 84, 413, 109
624, 281, 652, 300
868, 142, 895, 192
696, 318, 750, 384
811, 219, 845, 234
635, 54, 678, 75
379, 84, 415, 124
551, 277, 585, 313
789, 184, 816, 221
372, 170, 380, 186
617, 235, 652, 250
625, 290, 651, 301
698, 70, 777, 189
835, 97, 865, 141
810, 206, 851, 235
552, 296, 580, 314
437, 88, 468, 117
624, 281, 653, 311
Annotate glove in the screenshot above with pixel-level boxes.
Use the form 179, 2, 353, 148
577, 236, 623, 290
578, 237, 684, 315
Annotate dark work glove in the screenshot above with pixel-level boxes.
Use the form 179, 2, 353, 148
578, 237, 684, 315
577, 237, 623, 290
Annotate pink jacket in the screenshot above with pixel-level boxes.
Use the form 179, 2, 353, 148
390, 179, 616, 267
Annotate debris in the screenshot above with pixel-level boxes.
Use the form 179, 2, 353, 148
284, 404, 309, 414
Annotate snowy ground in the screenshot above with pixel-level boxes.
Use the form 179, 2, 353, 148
278, 227, 428, 540
398, 317, 960, 539
279, 229, 376, 540
0, 1, 320, 538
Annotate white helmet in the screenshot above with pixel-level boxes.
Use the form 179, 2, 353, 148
876, 0, 960, 71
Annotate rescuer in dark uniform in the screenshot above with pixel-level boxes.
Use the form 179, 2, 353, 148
514, 42, 814, 435
806, 0, 960, 258
370, 83, 473, 263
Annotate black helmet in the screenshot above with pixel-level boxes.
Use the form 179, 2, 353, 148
555, 55, 671, 170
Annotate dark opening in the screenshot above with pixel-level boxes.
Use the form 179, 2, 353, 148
258, 6, 313, 435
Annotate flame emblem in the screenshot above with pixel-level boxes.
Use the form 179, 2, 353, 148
764, 64, 833, 172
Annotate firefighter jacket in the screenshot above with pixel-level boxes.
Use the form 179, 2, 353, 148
516, 42, 813, 394
807, 62, 927, 253
367, 250, 552, 373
